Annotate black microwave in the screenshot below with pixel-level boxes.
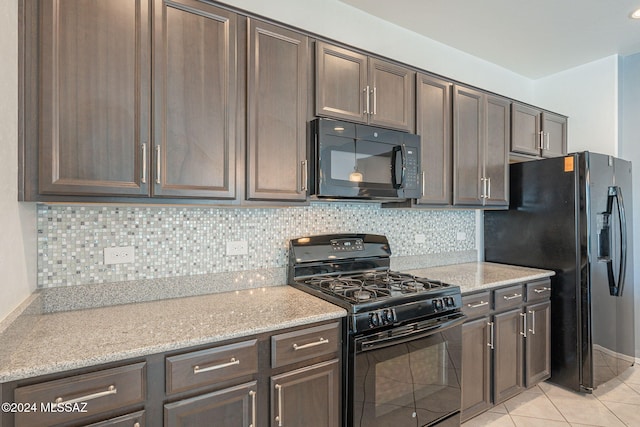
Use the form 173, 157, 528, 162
309, 118, 422, 200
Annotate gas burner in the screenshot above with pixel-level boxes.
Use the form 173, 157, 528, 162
353, 290, 372, 301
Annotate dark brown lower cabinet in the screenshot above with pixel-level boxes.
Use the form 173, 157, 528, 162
525, 301, 551, 386
461, 279, 551, 422
493, 308, 524, 403
164, 381, 257, 426
270, 359, 340, 427
86, 410, 146, 427
461, 318, 492, 418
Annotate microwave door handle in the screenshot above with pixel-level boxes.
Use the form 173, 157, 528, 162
391, 145, 406, 189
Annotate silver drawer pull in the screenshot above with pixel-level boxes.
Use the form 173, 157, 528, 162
54, 384, 116, 407
534, 287, 551, 294
275, 384, 283, 427
249, 390, 257, 427
467, 301, 488, 309
503, 293, 522, 301
193, 357, 239, 374
487, 321, 494, 349
292, 337, 329, 351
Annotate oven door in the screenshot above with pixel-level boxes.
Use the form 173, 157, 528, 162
351, 313, 465, 427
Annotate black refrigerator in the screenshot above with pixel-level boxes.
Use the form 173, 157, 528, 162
485, 152, 635, 392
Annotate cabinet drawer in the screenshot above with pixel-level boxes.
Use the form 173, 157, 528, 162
526, 280, 552, 303
166, 339, 258, 395
14, 363, 146, 427
86, 410, 145, 427
272, 322, 340, 369
494, 284, 524, 311
462, 292, 491, 318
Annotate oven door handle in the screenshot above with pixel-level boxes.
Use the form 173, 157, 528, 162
359, 313, 467, 352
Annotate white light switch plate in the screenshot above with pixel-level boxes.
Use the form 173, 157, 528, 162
456, 232, 467, 241
104, 246, 135, 265
414, 233, 426, 244
226, 240, 248, 256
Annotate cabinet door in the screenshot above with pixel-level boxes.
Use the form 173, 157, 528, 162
164, 381, 257, 427
525, 301, 551, 386
415, 74, 452, 205
369, 58, 415, 131
493, 309, 524, 404
271, 359, 340, 427
315, 42, 368, 123
511, 103, 541, 156
85, 411, 145, 427
453, 86, 483, 206
153, 0, 236, 198
541, 112, 567, 158
247, 19, 308, 201
38, 0, 151, 196
461, 318, 492, 422
484, 95, 510, 206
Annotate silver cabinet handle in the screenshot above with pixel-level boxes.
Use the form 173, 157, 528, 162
467, 301, 488, 309
274, 384, 283, 427
487, 177, 491, 199
54, 385, 116, 407
544, 132, 550, 150
372, 86, 377, 115
141, 143, 147, 184
538, 131, 544, 150
503, 293, 522, 301
534, 287, 551, 294
155, 145, 161, 184
421, 171, 426, 197
480, 177, 487, 199
249, 390, 256, 427
364, 86, 370, 114
193, 357, 239, 374
301, 160, 308, 192
520, 312, 527, 338
529, 309, 536, 335
292, 337, 329, 351
487, 321, 494, 350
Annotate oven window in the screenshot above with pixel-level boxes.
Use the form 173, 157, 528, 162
353, 328, 462, 427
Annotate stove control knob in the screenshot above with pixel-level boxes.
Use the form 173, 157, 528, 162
369, 312, 380, 327
381, 309, 396, 324
432, 299, 443, 311
445, 297, 454, 307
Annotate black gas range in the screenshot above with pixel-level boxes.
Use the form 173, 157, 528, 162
288, 234, 464, 427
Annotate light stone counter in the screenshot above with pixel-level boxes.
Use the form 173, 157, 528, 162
0, 286, 346, 383
406, 262, 554, 294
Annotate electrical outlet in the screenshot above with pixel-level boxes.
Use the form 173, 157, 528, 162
456, 232, 467, 241
414, 233, 426, 244
226, 240, 248, 256
104, 246, 135, 265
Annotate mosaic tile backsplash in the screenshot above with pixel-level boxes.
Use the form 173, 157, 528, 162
37, 203, 476, 288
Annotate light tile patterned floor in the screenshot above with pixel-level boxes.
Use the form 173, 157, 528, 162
462, 364, 640, 426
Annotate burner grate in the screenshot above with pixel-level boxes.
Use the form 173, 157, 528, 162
301, 270, 445, 304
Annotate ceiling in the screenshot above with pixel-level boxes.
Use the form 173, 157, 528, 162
338, 0, 640, 79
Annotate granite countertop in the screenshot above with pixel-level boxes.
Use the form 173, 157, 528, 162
406, 262, 555, 294
0, 286, 346, 383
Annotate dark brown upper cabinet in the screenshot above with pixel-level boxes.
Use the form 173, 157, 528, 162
511, 102, 567, 159
246, 19, 309, 202
415, 74, 452, 205
453, 86, 509, 207
34, 0, 151, 197
315, 42, 415, 132
153, 0, 237, 199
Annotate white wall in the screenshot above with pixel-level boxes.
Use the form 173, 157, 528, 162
534, 56, 619, 155
0, 0, 37, 323
218, 0, 535, 103
619, 53, 640, 358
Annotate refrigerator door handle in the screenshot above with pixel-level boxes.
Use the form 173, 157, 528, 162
604, 186, 627, 297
